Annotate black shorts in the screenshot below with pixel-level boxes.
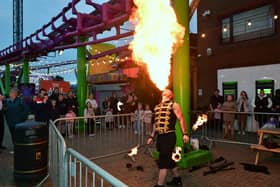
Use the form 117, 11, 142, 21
156, 132, 176, 169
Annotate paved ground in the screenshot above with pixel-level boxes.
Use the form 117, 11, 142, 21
1, 120, 280, 187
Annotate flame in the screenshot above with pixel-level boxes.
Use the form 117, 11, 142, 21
129, 0, 185, 90
128, 145, 139, 157
192, 114, 208, 131
172, 146, 182, 162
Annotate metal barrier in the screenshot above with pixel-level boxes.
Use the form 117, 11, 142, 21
49, 113, 144, 186
53, 113, 147, 159
65, 148, 128, 187
49, 120, 67, 187
194, 111, 280, 145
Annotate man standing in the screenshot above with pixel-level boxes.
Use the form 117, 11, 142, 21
4, 88, 29, 145
0, 94, 6, 150
147, 89, 189, 187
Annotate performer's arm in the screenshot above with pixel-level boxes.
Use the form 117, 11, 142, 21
173, 103, 189, 143
147, 123, 156, 145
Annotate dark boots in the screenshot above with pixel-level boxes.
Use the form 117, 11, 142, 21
166, 177, 182, 187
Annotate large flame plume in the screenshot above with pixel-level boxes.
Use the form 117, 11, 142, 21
129, 0, 185, 90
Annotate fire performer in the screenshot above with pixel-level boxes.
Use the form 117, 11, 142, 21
147, 89, 189, 187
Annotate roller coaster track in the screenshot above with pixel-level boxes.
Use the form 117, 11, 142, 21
0, 0, 199, 67
0, 0, 133, 65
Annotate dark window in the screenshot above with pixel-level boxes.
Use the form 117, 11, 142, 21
222, 4, 276, 43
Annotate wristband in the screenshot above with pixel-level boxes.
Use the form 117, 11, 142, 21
183, 133, 188, 136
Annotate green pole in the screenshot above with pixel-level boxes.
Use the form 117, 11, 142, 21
5, 64, 11, 95
77, 37, 87, 116
22, 59, 29, 84
0, 78, 5, 95
173, 0, 190, 167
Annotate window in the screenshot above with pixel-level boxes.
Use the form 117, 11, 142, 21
222, 4, 276, 43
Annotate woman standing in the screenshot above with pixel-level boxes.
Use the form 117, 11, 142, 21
222, 95, 237, 139
236, 91, 249, 135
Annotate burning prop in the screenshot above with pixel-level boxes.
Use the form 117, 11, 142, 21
129, 0, 185, 90
171, 114, 208, 162
172, 147, 182, 162
127, 145, 139, 162
192, 114, 208, 131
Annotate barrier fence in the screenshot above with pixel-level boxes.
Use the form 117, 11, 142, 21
53, 113, 147, 159
48, 111, 280, 186
194, 111, 280, 145
49, 119, 130, 186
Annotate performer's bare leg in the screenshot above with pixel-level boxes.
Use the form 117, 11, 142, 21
157, 169, 167, 185
171, 167, 180, 177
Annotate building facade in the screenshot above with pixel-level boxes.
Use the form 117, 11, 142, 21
197, 0, 280, 109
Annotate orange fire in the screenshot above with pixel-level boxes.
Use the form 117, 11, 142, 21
192, 114, 208, 131
129, 0, 185, 90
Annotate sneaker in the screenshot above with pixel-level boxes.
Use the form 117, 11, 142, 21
237, 131, 241, 135
122, 125, 125, 128
134, 131, 138, 135
89, 133, 96, 137
166, 177, 182, 187
242, 131, 246, 135
9, 151, 14, 154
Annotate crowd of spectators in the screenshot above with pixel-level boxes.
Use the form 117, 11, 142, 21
209, 88, 280, 139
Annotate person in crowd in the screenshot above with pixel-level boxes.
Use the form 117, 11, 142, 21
209, 89, 224, 129
110, 92, 118, 115
147, 89, 189, 187
34, 93, 50, 123
49, 99, 61, 121
236, 91, 249, 135
86, 93, 98, 112
84, 101, 95, 135
66, 90, 79, 115
65, 107, 76, 138
144, 104, 153, 135
134, 102, 144, 134
102, 96, 110, 114
57, 93, 67, 116
272, 89, 280, 113
213, 102, 223, 130
222, 95, 237, 139
131, 93, 138, 112
105, 104, 114, 130
252, 89, 272, 128
49, 87, 60, 101
35, 88, 47, 103
209, 89, 224, 112
0, 94, 6, 150
4, 88, 29, 145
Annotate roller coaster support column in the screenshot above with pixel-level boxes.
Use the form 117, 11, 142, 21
77, 36, 87, 116
173, 0, 190, 167
5, 64, 10, 95
22, 59, 29, 84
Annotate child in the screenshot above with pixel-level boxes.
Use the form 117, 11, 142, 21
143, 104, 153, 135
84, 101, 95, 136
105, 106, 114, 130
134, 103, 144, 135
65, 107, 76, 138
222, 95, 237, 139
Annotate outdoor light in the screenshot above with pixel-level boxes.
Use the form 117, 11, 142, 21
223, 27, 228, 32
58, 49, 64, 56
247, 20, 252, 27
274, 14, 278, 20
201, 33, 206, 38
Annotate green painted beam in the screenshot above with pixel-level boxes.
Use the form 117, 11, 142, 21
0, 78, 5, 95
5, 64, 10, 95
173, 0, 191, 168
22, 59, 29, 84
77, 36, 87, 116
